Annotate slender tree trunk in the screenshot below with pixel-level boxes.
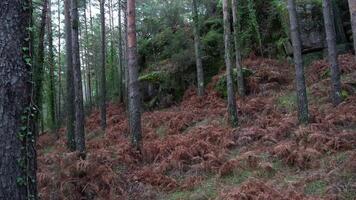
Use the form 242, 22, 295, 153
71, 0, 86, 157
118, 0, 123, 102
287, 0, 309, 124
64, 0, 76, 151
322, 0, 342, 106
349, 0, 356, 53
100, 0, 107, 130
232, 0, 245, 97
47, 0, 57, 132
34, 0, 48, 136
57, 0, 63, 126
84, 2, 92, 108
222, 0, 238, 127
123, 0, 129, 110
127, 0, 142, 150
79, 28, 88, 103
0, 0, 37, 198
192, 0, 204, 96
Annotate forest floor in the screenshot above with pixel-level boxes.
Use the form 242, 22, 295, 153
37, 54, 356, 200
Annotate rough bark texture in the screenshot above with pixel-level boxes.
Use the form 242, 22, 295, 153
64, 0, 76, 151
192, 0, 204, 96
288, 0, 309, 124
100, 0, 107, 130
71, 0, 86, 156
232, 0, 245, 97
222, 0, 238, 127
349, 0, 356, 53
0, 0, 37, 198
322, 0, 342, 106
47, 0, 57, 132
127, 0, 142, 150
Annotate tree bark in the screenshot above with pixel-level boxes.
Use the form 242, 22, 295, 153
84, 1, 92, 108
34, 0, 48, 136
118, 0, 124, 103
192, 0, 204, 96
0, 0, 37, 198
71, 0, 86, 157
57, 0, 63, 126
123, 0, 129, 110
349, 0, 356, 53
232, 0, 245, 97
222, 0, 238, 127
287, 0, 309, 124
322, 0, 342, 106
127, 0, 142, 150
64, 0, 76, 151
47, 0, 57, 132
100, 0, 107, 130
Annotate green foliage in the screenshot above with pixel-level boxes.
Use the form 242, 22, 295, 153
167, 177, 218, 200
277, 91, 297, 112
214, 68, 253, 97
304, 180, 327, 195
139, 71, 163, 83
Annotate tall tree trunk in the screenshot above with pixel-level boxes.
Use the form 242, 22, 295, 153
47, 0, 57, 132
64, 0, 76, 151
232, 0, 245, 97
287, 0, 309, 124
127, 0, 142, 150
100, 0, 107, 130
89, 0, 98, 104
57, 0, 63, 126
322, 0, 342, 106
71, 0, 86, 157
123, 0, 129, 110
192, 0, 204, 96
222, 0, 238, 127
118, 0, 123, 102
84, 1, 92, 108
35, 0, 48, 136
349, 0, 356, 53
0, 0, 37, 198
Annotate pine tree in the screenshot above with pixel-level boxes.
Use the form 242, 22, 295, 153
100, 0, 107, 130
232, 0, 245, 97
287, 0, 309, 123
192, 0, 204, 96
0, 0, 37, 198
322, 0, 342, 106
71, 0, 86, 157
222, 0, 238, 127
64, 0, 76, 151
127, 0, 142, 150
47, 0, 57, 132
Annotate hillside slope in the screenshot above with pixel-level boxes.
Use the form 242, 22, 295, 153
38, 55, 356, 200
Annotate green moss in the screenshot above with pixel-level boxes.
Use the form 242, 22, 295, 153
277, 91, 297, 112
304, 180, 327, 195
